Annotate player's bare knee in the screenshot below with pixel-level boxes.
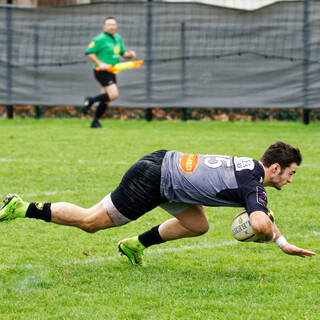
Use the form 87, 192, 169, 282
109, 92, 119, 101
187, 218, 209, 235
81, 214, 101, 233
82, 222, 99, 233
196, 208, 209, 234
196, 221, 210, 235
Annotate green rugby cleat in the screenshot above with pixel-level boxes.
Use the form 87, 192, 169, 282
0, 194, 29, 222
118, 236, 146, 266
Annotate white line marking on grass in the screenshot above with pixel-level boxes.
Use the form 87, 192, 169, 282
77, 160, 130, 165
0, 158, 129, 165
300, 164, 317, 168
149, 240, 236, 254
0, 190, 75, 199
56, 241, 237, 267
22, 256, 118, 270
301, 231, 320, 238
22, 190, 74, 197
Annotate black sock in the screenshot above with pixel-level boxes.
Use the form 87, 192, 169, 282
94, 101, 108, 120
138, 225, 165, 248
93, 93, 109, 103
25, 202, 51, 222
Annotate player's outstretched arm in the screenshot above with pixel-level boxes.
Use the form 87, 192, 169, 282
250, 211, 316, 257
281, 243, 316, 258
272, 223, 316, 258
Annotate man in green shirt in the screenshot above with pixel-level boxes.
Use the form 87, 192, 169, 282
84, 17, 136, 128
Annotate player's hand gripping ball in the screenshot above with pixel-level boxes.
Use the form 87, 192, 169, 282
231, 209, 275, 242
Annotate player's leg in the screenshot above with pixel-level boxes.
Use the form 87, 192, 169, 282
83, 70, 112, 114
158, 204, 209, 240
91, 84, 119, 128
1, 150, 165, 232
50, 201, 115, 232
83, 92, 110, 113
104, 82, 119, 101
86, 71, 118, 127
0, 194, 116, 232
119, 204, 209, 265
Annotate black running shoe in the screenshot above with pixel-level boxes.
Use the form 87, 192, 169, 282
83, 96, 94, 114
90, 119, 102, 128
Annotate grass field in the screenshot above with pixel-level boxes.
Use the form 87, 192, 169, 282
0, 118, 319, 320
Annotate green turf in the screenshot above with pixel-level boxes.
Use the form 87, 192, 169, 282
0, 119, 319, 320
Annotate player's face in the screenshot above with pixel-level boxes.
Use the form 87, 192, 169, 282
270, 162, 298, 190
103, 19, 117, 35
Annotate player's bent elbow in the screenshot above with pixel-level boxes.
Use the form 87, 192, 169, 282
250, 212, 273, 242
254, 228, 273, 242
251, 221, 273, 242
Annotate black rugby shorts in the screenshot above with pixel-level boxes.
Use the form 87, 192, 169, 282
110, 150, 168, 220
94, 70, 117, 87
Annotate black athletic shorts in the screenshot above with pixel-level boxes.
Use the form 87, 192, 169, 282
110, 150, 168, 220
94, 70, 117, 87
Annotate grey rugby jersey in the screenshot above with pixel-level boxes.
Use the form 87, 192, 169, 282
160, 151, 268, 214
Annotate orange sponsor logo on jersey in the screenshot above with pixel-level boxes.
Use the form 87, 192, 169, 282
179, 154, 199, 174
114, 45, 120, 54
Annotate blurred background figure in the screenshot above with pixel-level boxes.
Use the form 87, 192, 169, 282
83, 17, 136, 128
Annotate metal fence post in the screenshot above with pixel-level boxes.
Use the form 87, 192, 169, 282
34, 23, 40, 119
181, 21, 186, 97
145, 0, 153, 121
303, 0, 310, 124
6, 0, 13, 119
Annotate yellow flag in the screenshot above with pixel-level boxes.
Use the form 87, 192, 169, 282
96, 60, 144, 73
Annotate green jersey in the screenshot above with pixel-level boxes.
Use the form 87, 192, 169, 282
85, 32, 126, 68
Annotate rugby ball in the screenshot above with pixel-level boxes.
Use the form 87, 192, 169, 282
231, 209, 275, 242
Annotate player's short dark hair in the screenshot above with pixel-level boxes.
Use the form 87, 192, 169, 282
104, 17, 117, 23
260, 141, 302, 168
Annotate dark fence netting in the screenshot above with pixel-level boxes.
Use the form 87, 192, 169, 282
0, 1, 320, 108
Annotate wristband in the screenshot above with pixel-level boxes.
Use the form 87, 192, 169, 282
276, 235, 288, 248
